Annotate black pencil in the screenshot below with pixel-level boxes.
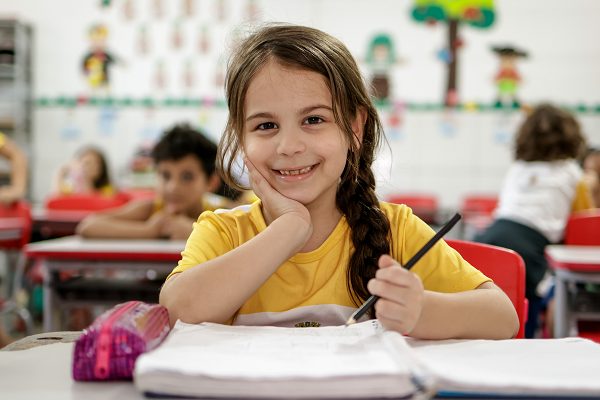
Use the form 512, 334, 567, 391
345, 212, 462, 326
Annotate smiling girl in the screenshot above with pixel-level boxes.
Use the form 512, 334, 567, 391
160, 25, 518, 339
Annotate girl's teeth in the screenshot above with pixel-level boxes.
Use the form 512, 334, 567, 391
280, 166, 313, 175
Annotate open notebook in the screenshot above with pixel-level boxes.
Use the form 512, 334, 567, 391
134, 320, 600, 399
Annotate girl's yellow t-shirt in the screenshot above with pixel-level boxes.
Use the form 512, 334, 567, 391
169, 201, 490, 327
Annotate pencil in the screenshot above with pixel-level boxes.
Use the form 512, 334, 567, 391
345, 212, 462, 326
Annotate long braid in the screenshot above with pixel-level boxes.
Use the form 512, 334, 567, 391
337, 125, 391, 313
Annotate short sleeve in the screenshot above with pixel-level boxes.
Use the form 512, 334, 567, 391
571, 179, 594, 212
385, 204, 491, 292
166, 211, 236, 280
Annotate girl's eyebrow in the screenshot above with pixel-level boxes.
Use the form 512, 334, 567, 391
246, 105, 332, 122
298, 104, 332, 115
246, 112, 274, 122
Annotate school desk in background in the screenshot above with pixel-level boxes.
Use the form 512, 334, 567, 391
546, 209, 600, 339
32, 192, 132, 239
23, 236, 184, 331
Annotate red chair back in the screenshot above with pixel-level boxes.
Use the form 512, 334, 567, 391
0, 200, 32, 249
565, 210, 600, 246
45, 192, 132, 212
461, 194, 498, 216
385, 193, 438, 224
447, 239, 527, 338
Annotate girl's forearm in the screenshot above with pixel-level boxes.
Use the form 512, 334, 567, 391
409, 284, 519, 340
160, 214, 310, 325
76, 216, 158, 239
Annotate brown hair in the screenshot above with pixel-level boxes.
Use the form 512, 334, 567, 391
217, 24, 391, 308
515, 104, 586, 162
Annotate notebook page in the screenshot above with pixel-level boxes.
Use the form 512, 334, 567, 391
137, 320, 411, 379
410, 337, 600, 395
134, 320, 425, 398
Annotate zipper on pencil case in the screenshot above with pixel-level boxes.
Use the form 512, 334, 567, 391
94, 301, 140, 379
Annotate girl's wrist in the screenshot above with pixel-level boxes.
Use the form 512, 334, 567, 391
270, 213, 312, 251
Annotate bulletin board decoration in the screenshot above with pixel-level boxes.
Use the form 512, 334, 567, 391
411, 0, 496, 107
365, 33, 398, 101
81, 23, 118, 90
491, 45, 528, 109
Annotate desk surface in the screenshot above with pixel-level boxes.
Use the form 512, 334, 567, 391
25, 236, 186, 262
546, 245, 600, 271
2, 335, 600, 400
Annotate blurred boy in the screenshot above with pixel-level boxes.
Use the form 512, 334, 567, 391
77, 124, 230, 240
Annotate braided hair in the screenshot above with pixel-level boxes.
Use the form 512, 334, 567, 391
218, 24, 391, 309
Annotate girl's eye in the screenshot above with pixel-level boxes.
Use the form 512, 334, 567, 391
257, 122, 277, 130
305, 116, 323, 125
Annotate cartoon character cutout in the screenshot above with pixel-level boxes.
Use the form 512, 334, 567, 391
366, 33, 398, 101
82, 24, 117, 90
492, 46, 528, 108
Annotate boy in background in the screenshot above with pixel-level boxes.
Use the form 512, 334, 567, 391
77, 124, 230, 240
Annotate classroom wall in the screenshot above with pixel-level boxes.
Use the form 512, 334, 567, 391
1, 0, 600, 207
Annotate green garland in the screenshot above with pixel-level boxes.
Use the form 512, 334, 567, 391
33, 97, 600, 114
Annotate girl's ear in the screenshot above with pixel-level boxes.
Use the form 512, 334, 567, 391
351, 107, 368, 146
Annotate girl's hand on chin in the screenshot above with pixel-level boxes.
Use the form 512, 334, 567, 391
244, 158, 312, 233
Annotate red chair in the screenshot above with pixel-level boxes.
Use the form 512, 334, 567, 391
461, 194, 498, 217
386, 193, 438, 224
0, 200, 33, 335
564, 209, 600, 246
0, 200, 32, 249
447, 239, 527, 338
45, 192, 132, 212
563, 209, 600, 341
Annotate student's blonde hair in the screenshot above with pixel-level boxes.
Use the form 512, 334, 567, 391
218, 24, 391, 308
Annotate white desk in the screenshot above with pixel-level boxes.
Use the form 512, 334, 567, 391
2, 336, 600, 399
24, 236, 185, 332
546, 245, 600, 338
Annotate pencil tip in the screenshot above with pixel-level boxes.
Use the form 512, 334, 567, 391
345, 318, 356, 326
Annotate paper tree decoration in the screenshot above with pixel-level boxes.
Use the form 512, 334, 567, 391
491, 46, 528, 108
411, 0, 496, 106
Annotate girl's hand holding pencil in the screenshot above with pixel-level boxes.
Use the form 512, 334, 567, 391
368, 254, 424, 335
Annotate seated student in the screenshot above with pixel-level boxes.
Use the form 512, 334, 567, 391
53, 146, 114, 196
475, 104, 594, 338
0, 131, 27, 205
76, 124, 231, 240
160, 25, 518, 340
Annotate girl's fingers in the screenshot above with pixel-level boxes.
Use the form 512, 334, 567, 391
367, 278, 412, 305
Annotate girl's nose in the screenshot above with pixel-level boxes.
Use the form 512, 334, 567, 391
276, 128, 305, 156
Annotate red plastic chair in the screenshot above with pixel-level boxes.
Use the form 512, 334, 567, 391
45, 192, 132, 212
461, 194, 498, 217
563, 209, 600, 341
447, 239, 527, 338
0, 200, 32, 250
386, 193, 438, 224
0, 200, 33, 335
564, 209, 600, 246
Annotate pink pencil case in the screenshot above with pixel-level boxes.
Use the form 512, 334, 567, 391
72, 301, 171, 381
